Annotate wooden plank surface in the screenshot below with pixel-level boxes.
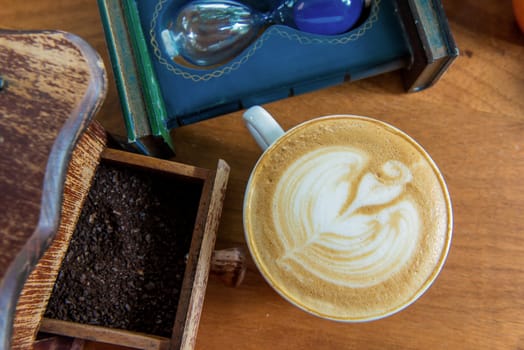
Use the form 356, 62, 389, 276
101, 148, 211, 180
40, 318, 170, 350
2, 0, 524, 349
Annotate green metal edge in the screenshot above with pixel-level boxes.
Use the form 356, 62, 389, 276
98, 0, 143, 142
98, 0, 174, 156
121, 0, 174, 151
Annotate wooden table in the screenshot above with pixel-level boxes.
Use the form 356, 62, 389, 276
3, 1, 524, 349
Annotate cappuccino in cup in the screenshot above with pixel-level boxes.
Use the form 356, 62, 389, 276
243, 106, 452, 321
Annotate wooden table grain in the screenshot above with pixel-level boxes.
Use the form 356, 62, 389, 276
2, 1, 523, 349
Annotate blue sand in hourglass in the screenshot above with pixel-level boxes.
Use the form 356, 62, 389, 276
161, 0, 365, 67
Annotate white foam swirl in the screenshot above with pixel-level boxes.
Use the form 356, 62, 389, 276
273, 146, 420, 288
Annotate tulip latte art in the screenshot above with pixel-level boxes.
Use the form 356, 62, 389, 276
244, 117, 452, 321
275, 148, 419, 288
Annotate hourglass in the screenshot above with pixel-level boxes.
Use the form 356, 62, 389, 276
161, 0, 365, 67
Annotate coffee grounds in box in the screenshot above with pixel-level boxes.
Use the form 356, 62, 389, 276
44, 161, 202, 337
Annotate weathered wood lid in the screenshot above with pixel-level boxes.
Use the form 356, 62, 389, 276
0, 29, 107, 349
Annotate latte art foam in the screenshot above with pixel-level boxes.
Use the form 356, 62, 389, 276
244, 116, 451, 321
273, 147, 420, 288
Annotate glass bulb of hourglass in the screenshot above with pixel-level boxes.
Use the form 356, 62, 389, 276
162, 0, 365, 67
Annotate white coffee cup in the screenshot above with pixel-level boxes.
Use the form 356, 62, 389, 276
242, 106, 452, 322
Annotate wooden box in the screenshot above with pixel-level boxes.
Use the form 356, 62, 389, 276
29, 127, 233, 350
0, 30, 239, 350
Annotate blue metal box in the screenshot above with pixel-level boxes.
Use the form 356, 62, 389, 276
98, 0, 458, 155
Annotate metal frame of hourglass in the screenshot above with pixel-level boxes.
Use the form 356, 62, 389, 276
97, 0, 458, 156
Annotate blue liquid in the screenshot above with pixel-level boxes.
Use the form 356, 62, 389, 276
293, 0, 364, 35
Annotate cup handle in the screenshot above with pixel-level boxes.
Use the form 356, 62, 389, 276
243, 106, 285, 151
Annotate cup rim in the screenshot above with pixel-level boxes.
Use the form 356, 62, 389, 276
243, 114, 453, 322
